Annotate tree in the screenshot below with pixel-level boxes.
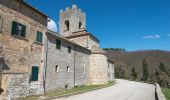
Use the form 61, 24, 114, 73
142, 60, 149, 81
115, 66, 125, 78
131, 67, 138, 80
159, 62, 166, 73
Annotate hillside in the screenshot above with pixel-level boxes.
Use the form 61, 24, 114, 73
104, 49, 170, 87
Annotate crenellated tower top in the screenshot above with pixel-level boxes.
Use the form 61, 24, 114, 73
59, 4, 86, 36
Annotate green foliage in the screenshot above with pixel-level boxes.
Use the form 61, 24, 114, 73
115, 66, 125, 78
103, 48, 126, 52
159, 62, 167, 73
162, 88, 170, 100
106, 50, 170, 88
131, 67, 138, 80
142, 60, 149, 81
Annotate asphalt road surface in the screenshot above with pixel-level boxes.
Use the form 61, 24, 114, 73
54, 79, 155, 100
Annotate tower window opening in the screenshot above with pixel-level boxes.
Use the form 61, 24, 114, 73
79, 22, 82, 29
65, 20, 69, 31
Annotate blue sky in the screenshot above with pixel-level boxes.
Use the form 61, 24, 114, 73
26, 0, 170, 51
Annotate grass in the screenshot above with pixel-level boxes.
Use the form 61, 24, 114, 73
46, 81, 115, 97
16, 81, 115, 100
162, 88, 170, 100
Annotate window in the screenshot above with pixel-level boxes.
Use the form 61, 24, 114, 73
68, 46, 71, 53
36, 31, 43, 43
0, 15, 2, 32
79, 22, 82, 29
55, 65, 59, 72
31, 66, 39, 81
65, 20, 69, 31
67, 66, 70, 72
56, 39, 61, 49
11, 21, 26, 38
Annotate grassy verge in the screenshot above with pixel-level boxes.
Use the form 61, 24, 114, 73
46, 81, 115, 97
16, 81, 115, 100
162, 88, 170, 100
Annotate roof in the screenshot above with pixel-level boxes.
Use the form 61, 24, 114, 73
108, 59, 115, 64
46, 29, 91, 52
20, 0, 48, 17
65, 30, 100, 43
91, 46, 107, 55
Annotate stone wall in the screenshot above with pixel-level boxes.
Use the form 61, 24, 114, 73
0, 0, 47, 26
89, 53, 108, 85
108, 61, 114, 81
74, 45, 90, 86
69, 35, 88, 48
1, 73, 44, 99
0, 1, 47, 99
45, 32, 90, 92
88, 35, 99, 50
45, 33, 75, 92
59, 5, 86, 36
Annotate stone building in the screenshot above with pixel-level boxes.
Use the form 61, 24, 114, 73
0, 1, 114, 99
44, 30, 90, 92
0, 0, 47, 99
59, 4, 114, 85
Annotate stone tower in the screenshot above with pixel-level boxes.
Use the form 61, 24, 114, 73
59, 4, 86, 36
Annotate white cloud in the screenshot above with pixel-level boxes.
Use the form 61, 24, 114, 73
142, 34, 160, 39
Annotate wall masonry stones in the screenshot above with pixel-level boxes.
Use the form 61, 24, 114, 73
45, 33, 75, 92
45, 31, 90, 92
108, 60, 114, 81
59, 4, 86, 36
74, 45, 90, 86
89, 54, 108, 85
0, 1, 115, 99
0, 0, 47, 99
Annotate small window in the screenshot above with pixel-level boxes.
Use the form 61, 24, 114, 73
68, 46, 71, 53
31, 66, 39, 81
65, 20, 69, 31
79, 22, 82, 29
0, 15, 2, 32
55, 65, 59, 72
67, 66, 70, 72
36, 31, 43, 43
11, 21, 26, 38
56, 39, 61, 49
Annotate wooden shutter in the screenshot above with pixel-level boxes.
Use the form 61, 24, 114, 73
56, 39, 61, 49
21, 24, 26, 37
68, 46, 71, 53
11, 21, 17, 35
31, 66, 39, 81
36, 31, 43, 43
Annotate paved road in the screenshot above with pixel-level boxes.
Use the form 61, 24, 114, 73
54, 79, 155, 100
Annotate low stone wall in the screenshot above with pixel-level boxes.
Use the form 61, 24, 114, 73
1, 73, 44, 99
8, 74, 30, 99
155, 83, 166, 100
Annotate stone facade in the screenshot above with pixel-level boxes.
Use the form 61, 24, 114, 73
45, 30, 90, 92
66, 30, 100, 50
108, 60, 115, 81
0, 1, 114, 99
0, 0, 47, 99
59, 5, 86, 36
89, 46, 109, 85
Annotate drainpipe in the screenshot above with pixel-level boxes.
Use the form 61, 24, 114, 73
73, 45, 76, 86
44, 32, 49, 95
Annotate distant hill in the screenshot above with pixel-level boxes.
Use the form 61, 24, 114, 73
104, 48, 170, 87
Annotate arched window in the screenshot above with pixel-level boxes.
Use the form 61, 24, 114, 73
65, 20, 69, 31
79, 22, 82, 29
